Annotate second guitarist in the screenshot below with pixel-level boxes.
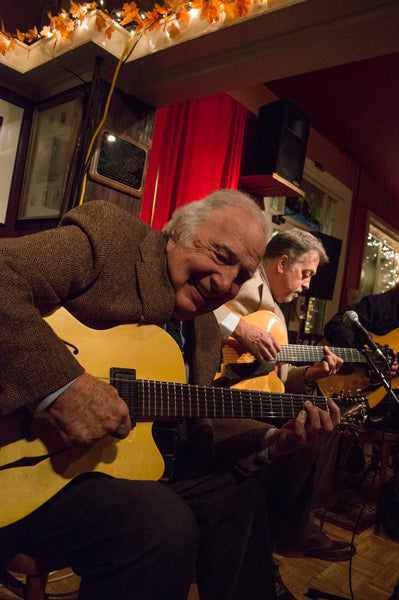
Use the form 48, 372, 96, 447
214, 228, 353, 563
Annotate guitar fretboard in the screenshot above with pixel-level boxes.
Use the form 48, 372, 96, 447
276, 345, 367, 365
116, 378, 335, 421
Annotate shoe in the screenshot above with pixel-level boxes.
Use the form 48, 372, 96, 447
278, 528, 356, 562
272, 563, 298, 600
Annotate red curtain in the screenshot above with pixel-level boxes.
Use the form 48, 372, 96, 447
140, 93, 247, 229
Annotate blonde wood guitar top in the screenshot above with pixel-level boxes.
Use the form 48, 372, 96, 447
0, 309, 185, 527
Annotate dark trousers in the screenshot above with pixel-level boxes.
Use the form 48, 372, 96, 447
0, 471, 273, 600
169, 471, 274, 600
264, 433, 339, 550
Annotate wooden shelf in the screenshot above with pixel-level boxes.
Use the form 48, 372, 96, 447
238, 173, 305, 197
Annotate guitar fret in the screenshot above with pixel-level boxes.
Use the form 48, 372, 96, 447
213, 387, 216, 418
152, 381, 156, 416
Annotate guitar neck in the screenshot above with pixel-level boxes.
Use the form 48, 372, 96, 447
116, 377, 334, 421
276, 345, 367, 365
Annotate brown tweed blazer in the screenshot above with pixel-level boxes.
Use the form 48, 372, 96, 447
0, 200, 269, 460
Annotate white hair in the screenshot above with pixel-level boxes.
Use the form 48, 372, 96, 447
163, 189, 267, 246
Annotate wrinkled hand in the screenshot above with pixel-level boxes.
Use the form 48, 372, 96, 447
303, 346, 343, 383
232, 319, 282, 363
267, 398, 340, 457
46, 372, 131, 445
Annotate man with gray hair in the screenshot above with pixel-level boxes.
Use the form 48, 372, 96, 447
0, 190, 341, 600
214, 228, 352, 599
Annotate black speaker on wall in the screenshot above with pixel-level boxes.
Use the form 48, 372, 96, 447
247, 99, 310, 188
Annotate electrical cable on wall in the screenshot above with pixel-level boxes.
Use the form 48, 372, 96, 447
78, 30, 140, 206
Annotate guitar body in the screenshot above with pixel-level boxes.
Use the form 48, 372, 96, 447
220, 310, 287, 393
318, 328, 399, 408
317, 367, 372, 401
0, 309, 185, 527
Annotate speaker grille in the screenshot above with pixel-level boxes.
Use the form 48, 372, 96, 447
278, 138, 304, 182
242, 99, 310, 187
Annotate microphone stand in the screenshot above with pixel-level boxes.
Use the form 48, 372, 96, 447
362, 348, 399, 409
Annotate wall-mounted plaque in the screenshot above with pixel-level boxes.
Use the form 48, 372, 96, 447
89, 130, 149, 197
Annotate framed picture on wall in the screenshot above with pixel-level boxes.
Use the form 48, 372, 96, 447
18, 93, 83, 220
89, 129, 149, 197
0, 99, 24, 224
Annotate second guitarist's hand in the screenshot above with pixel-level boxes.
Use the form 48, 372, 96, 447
46, 372, 131, 445
303, 346, 343, 384
231, 318, 282, 363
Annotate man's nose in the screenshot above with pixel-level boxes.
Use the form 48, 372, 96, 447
302, 278, 311, 290
211, 268, 236, 295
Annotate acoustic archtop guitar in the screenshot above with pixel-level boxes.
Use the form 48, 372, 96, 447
0, 308, 368, 527
219, 310, 384, 394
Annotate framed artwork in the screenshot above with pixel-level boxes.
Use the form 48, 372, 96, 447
0, 99, 24, 224
89, 129, 149, 197
18, 94, 83, 219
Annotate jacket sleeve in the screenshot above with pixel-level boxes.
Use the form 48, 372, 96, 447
0, 201, 152, 414
0, 223, 98, 414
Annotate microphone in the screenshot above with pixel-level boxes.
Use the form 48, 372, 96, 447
343, 310, 384, 357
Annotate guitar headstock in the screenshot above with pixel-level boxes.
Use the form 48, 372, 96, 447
332, 394, 370, 427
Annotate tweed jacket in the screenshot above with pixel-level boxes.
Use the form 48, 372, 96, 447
0, 200, 269, 461
214, 266, 312, 394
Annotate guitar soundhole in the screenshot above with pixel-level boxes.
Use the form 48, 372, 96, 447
110, 367, 136, 427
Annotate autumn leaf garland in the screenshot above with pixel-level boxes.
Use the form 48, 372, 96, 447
0, 0, 261, 56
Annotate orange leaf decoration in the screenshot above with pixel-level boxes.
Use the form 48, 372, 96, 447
96, 11, 110, 31
223, 0, 238, 19
105, 23, 115, 39
24, 26, 39, 43
0, 0, 267, 55
47, 10, 75, 40
199, 0, 222, 24
120, 1, 140, 25
167, 21, 180, 37
70, 1, 98, 19
16, 29, 25, 42
144, 9, 162, 30
235, 0, 252, 17
177, 8, 190, 23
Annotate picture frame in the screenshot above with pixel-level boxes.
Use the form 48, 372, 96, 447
18, 93, 83, 220
0, 99, 24, 224
89, 129, 149, 197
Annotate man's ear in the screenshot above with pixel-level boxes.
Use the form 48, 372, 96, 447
276, 255, 289, 274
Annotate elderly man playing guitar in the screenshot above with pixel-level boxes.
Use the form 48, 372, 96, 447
0, 192, 342, 600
